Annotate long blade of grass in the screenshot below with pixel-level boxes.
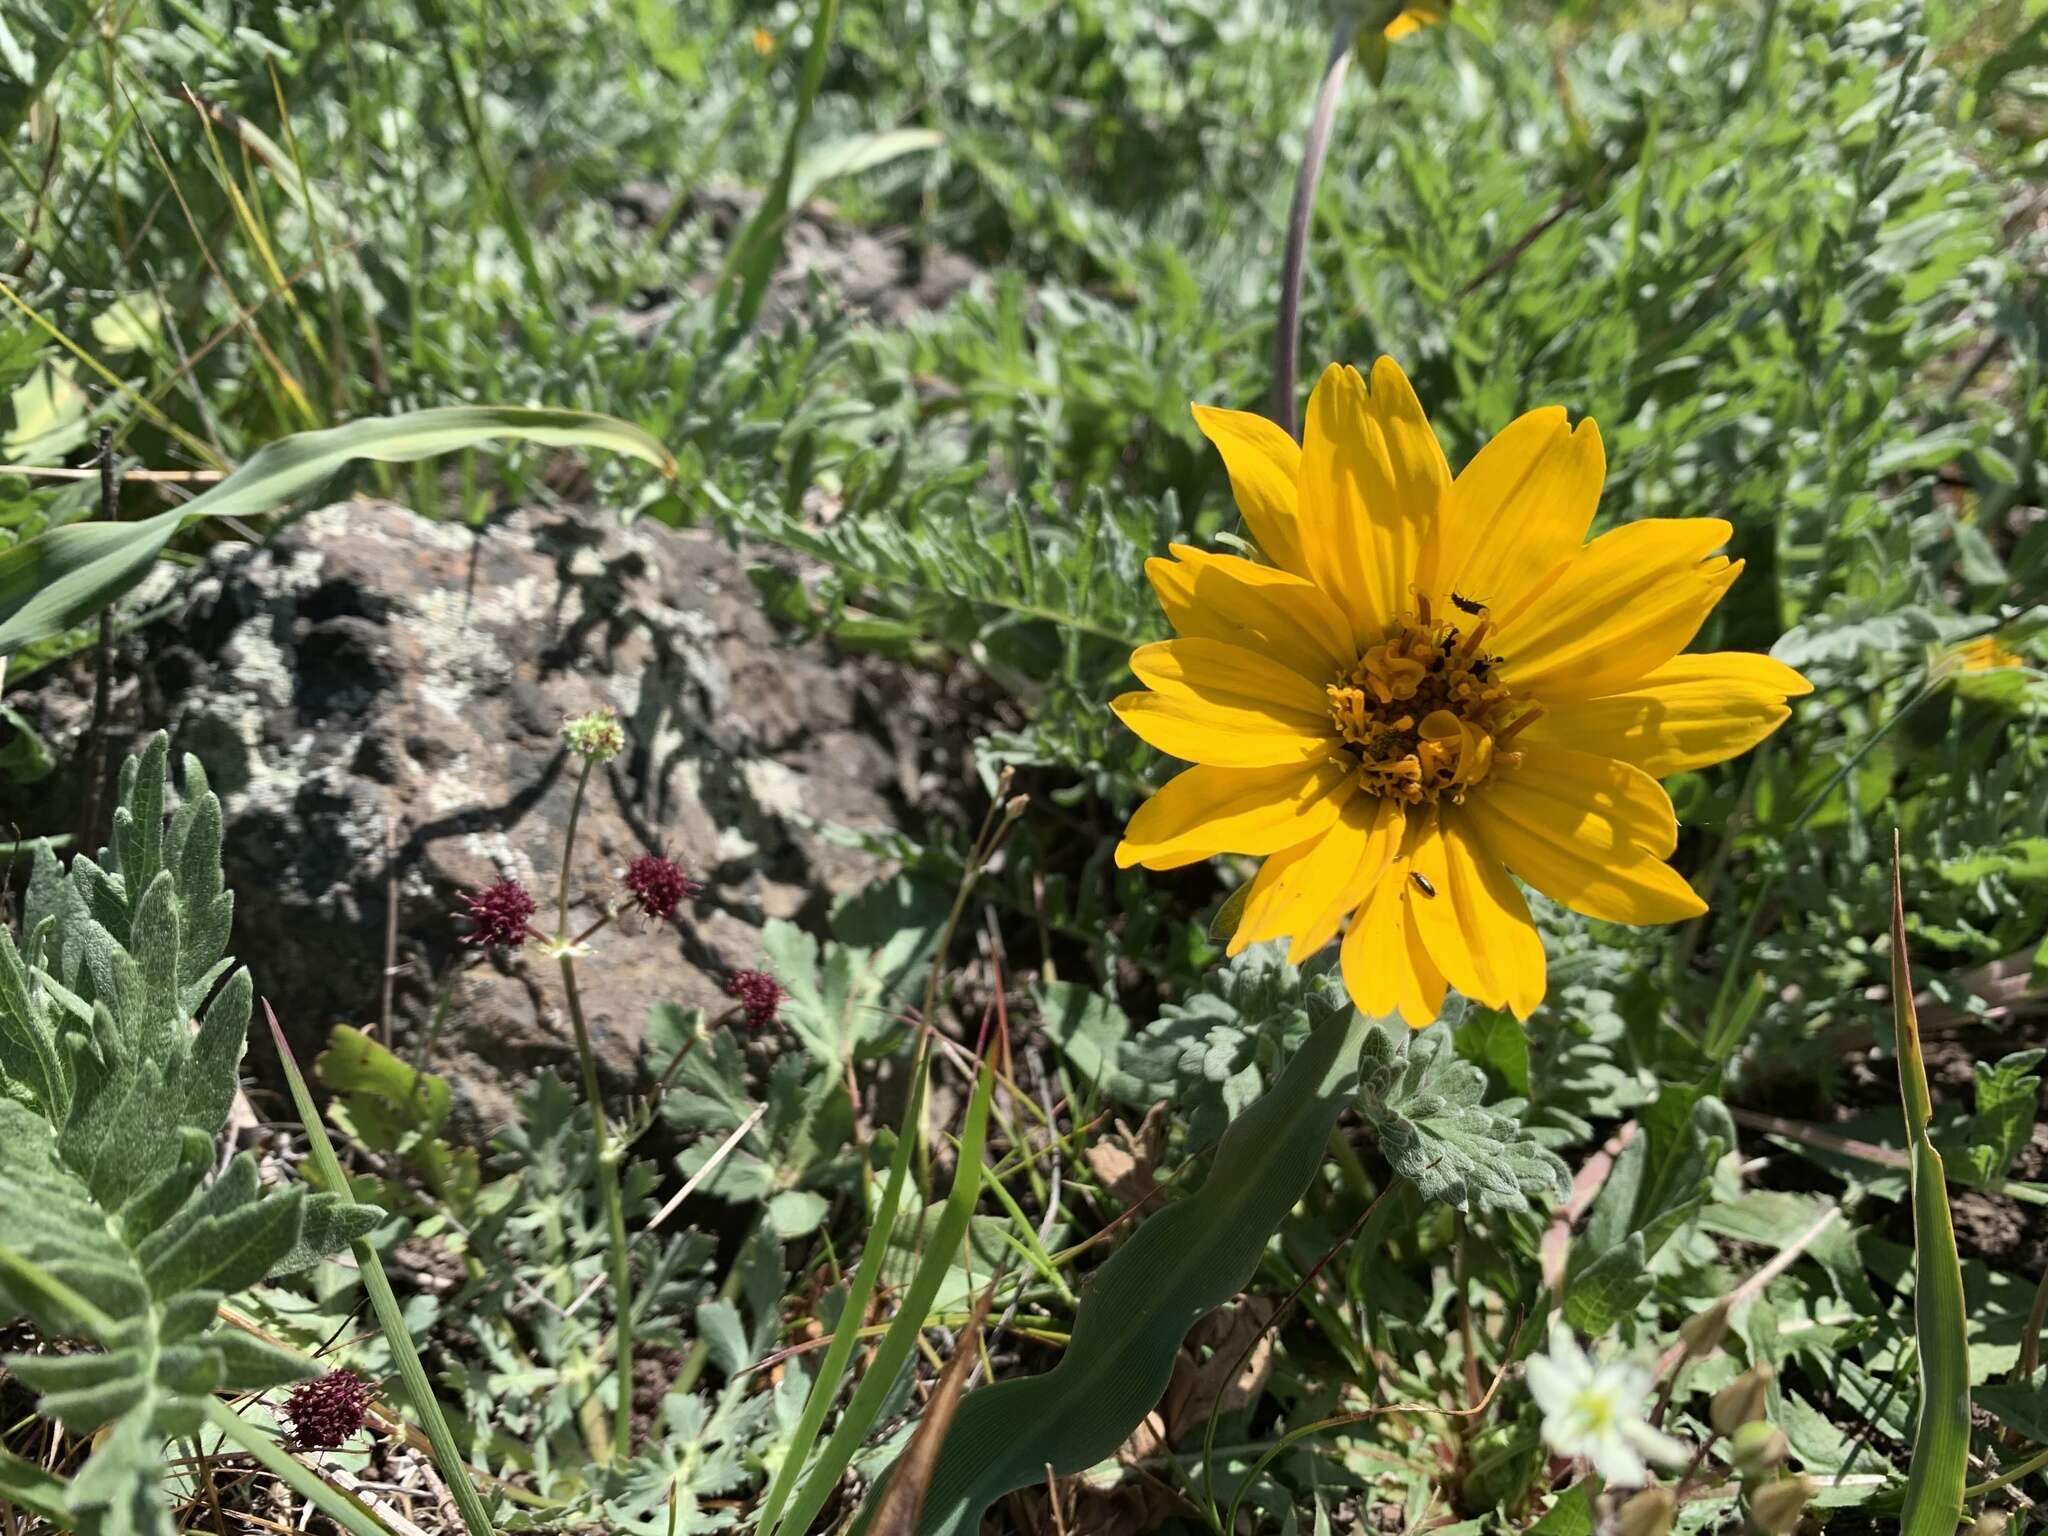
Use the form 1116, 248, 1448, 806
753, 1048, 929, 1536
719, 0, 843, 329
1890, 835, 1970, 1536
776, 1054, 996, 1536
0, 1444, 75, 1527
869, 1004, 1376, 1536
0, 404, 676, 656
264, 1002, 496, 1536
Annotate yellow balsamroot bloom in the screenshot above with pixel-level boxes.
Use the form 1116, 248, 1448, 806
1113, 359, 1810, 1027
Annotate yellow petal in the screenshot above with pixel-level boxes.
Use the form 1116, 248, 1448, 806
1300, 359, 1449, 644
1419, 408, 1603, 618
1409, 812, 1547, 1018
1229, 794, 1403, 960
1493, 743, 1680, 858
1191, 404, 1311, 581
1341, 862, 1447, 1028
1128, 638, 1335, 721
1146, 544, 1355, 683
1462, 778, 1705, 926
1493, 517, 1741, 701
1528, 652, 1813, 777
1112, 692, 1333, 768
1115, 759, 1356, 870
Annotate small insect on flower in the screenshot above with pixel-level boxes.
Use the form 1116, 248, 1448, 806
458, 879, 538, 950
725, 968, 786, 1030
282, 1368, 373, 1451
623, 854, 701, 923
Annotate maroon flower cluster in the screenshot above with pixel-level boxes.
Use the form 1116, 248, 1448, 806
282, 1368, 372, 1451
725, 969, 786, 1030
459, 879, 537, 949
623, 854, 701, 922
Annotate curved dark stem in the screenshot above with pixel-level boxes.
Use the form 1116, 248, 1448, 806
1272, 19, 1356, 440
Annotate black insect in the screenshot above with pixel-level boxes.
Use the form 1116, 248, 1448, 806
1450, 591, 1487, 616
1409, 872, 1437, 899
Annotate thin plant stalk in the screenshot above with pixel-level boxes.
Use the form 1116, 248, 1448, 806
264, 1005, 495, 1536
1271, 18, 1356, 440
553, 753, 638, 1458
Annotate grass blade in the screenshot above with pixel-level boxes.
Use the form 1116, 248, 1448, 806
0, 404, 677, 656
1890, 836, 1970, 1536
264, 1002, 497, 1536
754, 1047, 929, 1536
719, 0, 843, 329
777, 1054, 996, 1536
874, 1004, 1376, 1536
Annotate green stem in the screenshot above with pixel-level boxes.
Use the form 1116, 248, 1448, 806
1966, 1442, 2048, 1498
202, 1400, 397, 1536
552, 754, 636, 1456
560, 950, 638, 1458
1271, 17, 1355, 439
557, 756, 594, 936
265, 1008, 495, 1536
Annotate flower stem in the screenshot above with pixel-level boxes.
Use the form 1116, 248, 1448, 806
557, 756, 594, 936
551, 754, 638, 1459
559, 950, 637, 1459
1272, 18, 1356, 440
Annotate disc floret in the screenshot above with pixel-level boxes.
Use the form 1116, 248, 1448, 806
1325, 600, 1538, 805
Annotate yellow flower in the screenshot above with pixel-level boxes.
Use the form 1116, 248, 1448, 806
1382, 6, 1444, 40
1938, 633, 2023, 676
1113, 359, 1810, 1027
752, 27, 777, 55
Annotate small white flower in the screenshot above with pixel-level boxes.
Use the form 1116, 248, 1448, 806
1525, 1320, 1688, 1487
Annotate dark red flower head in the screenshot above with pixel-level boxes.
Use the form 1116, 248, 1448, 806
282, 1368, 372, 1451
624, 854, 701, 922
458, 879, 537, 949
725, 968, 786, 1030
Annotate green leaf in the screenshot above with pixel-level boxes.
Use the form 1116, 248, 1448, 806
864, 1002, 1377, 1536
1977, 1369, 2048, 1445
1354, 1023, 1568, 1215
0, 406, 676, 655
0, 737, 371, 1536
789, 127, 944, 208
766, 1189, 832, 1240
1955, 1050, 2043, 1186
778, 1054, 994, 1536
1890, 856, 1970, 1536
752, 1048, 927, 1536
719, 0, 844, 329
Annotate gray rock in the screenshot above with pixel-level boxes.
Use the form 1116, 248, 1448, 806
12, 501, 946, 1136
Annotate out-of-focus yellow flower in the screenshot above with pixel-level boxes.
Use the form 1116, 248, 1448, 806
1113, 358, 1810, 1027
751, 27, 777, 56
1938, 633, 2024, 676
1382, 5, 1444, 39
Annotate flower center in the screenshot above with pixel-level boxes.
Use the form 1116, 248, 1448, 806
1325, 597, 1539, 804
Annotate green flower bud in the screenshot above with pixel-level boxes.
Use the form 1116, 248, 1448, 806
1730, 1421, 1789, 1475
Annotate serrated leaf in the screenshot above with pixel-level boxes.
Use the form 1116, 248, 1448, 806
0, 737, 364, 1536
1354, 1023, 1569, 1215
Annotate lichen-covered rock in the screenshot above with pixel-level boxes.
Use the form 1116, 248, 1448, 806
13, 501, 942, 1134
